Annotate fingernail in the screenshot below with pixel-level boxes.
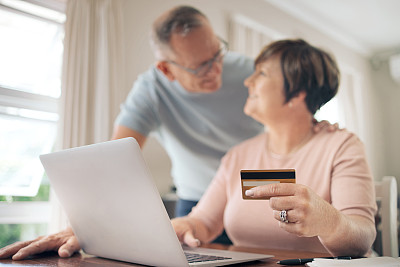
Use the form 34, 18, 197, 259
245, 189, 254, 197
59, 249, 71, 257
195, 239, 201, 247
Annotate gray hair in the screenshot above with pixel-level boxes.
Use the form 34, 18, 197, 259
150, 6, 207, 60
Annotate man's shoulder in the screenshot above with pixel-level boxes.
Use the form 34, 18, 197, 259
224, 51, 253, 69
137, 65, 166, 83
221, 52, 254, 86
132, 65, 175, 93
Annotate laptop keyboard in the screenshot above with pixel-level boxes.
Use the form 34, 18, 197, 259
185, 252, 232, 263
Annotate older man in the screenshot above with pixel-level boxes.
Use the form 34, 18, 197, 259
112, 6, 262, 218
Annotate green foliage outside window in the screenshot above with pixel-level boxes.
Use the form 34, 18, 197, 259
0, 183, 50, 248
0, 182, 50, 202
0, 225, 21, 247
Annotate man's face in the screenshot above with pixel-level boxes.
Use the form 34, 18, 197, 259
158, 21, 224, 93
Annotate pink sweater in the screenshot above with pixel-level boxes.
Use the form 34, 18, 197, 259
189, 130, 377, 253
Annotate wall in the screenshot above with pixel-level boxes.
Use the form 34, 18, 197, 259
119, 0, 397, 194
371, 56, 400, 184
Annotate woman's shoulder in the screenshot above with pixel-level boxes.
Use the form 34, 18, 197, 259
312, 128, 365, 153
318, 127, 361, 142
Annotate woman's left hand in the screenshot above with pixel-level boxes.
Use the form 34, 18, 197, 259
245, 183, 340, 238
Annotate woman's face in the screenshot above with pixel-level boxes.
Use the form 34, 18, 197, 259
243, 56, 287, 125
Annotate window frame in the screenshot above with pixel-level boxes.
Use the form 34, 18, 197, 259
0, 86, 58, 113
0, 0, 65, 237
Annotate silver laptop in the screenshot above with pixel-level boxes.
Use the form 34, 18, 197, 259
39, 137, 272, 267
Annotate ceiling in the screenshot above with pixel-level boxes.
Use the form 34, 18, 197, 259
266, 0, 400, 57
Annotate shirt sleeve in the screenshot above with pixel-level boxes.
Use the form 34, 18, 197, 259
188, 154, 231, 242
114, 72, 160, 136
331, 133, 377, 222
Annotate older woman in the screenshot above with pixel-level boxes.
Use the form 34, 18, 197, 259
172, 39, 376, 257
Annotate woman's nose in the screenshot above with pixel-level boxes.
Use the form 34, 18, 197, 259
244, 74, 253, 87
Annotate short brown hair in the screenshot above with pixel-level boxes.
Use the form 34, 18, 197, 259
255, 39, 339, 114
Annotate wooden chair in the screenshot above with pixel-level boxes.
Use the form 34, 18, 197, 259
375, 176, 399, 257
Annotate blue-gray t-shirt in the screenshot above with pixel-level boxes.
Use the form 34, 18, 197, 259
115, 52, 263, 201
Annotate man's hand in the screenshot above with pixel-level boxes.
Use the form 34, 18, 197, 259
0, 227, 80, 260
312, 119, 339, 133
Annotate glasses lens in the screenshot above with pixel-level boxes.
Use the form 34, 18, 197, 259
197, 61, 214, 77
196, 41, 227, 77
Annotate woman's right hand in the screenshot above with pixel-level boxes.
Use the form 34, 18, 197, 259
0, 227, 80, 260
171, 217, 201, 248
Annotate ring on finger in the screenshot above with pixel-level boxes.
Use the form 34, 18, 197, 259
279, 210, 289, 223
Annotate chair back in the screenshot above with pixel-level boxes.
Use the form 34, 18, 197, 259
375, 176, 398, 257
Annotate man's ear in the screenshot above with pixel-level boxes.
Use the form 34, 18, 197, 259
156, 61, 175, 81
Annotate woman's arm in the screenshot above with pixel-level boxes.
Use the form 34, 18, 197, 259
318, 213, 376, 256
246, 181, 376, 257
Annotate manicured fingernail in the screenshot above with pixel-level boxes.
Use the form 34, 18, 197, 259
245, 189, 254, 197
195, 239, 201, 246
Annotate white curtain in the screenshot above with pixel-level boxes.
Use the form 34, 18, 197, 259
49, 0, 125, 233
228, 14, 282, 59
336, 72, 362, 136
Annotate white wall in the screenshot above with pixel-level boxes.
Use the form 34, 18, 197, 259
371, 58, 400, 183
119, 0, 399, 193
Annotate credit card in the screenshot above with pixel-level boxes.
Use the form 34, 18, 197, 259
241, 169, 296, 200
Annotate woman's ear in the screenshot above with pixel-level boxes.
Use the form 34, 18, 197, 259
291, 91, 307, 105
156, 61, 175, 81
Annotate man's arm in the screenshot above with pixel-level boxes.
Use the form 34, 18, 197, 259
111, 125, 147, 148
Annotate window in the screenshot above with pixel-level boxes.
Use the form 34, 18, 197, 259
0, 0, 65, 247
314, 97, 343, 126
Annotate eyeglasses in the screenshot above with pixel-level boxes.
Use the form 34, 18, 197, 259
167, 38, 228, 77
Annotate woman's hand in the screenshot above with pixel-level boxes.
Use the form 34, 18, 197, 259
0, 227, 80, 260
245, 183, 375, 256
171, 217, 201, 248
245, 183, 340, 238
